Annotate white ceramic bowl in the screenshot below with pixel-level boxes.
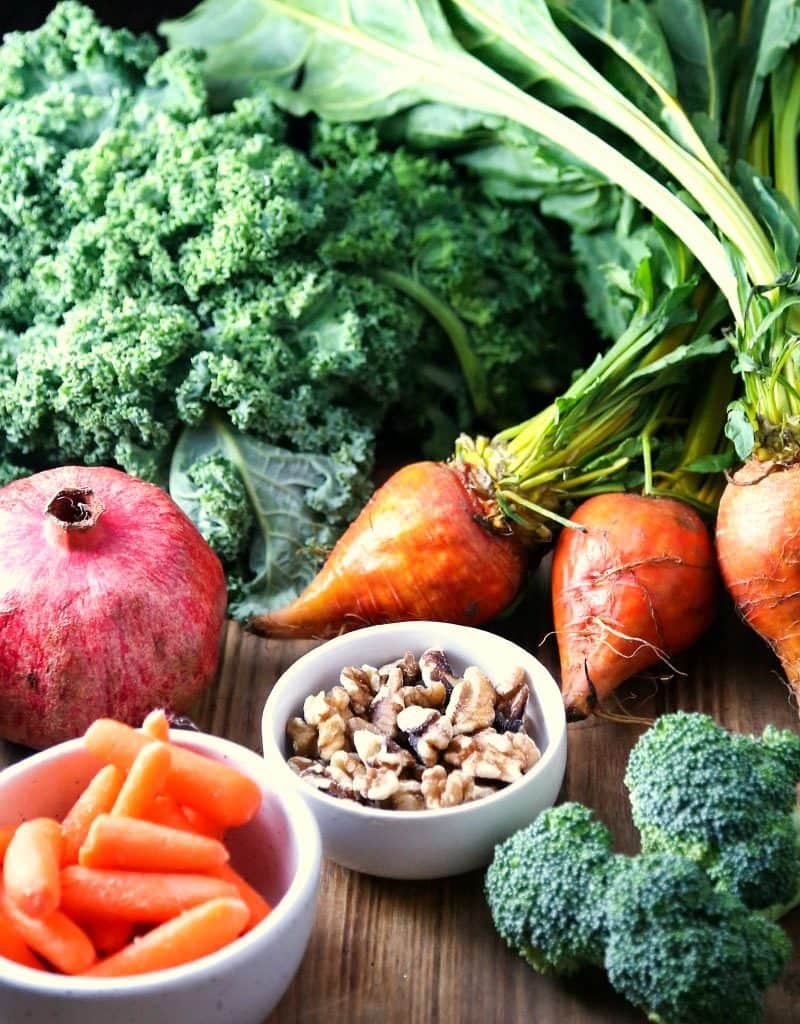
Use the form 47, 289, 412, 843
0, 730, 322, 1024
261, 621, 567, 879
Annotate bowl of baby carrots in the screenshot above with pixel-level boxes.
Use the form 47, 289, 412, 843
0, 712, 322, 1024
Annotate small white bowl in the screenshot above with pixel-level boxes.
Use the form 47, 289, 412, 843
0, 730, 322, 1024
261, 621, 567, 879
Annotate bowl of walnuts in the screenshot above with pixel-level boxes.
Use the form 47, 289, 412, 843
261, 621, 567, 879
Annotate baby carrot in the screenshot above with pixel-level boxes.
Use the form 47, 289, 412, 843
83, 897, 249, 978
213, 863, 271, 930
79, 815, 229, 873
111, 741, 171, 819
180, 806, 227, 841
4, 818, 62, 918
84, 720, 261, 827
147, 794, 196, 833
0, 887, 95, 975
60, 865, 239, 923
0, 825, 15, 863
61, 764, 125, 866
0, 909, 45, 970
85, 917, 135, 957
141, 709, 170, 742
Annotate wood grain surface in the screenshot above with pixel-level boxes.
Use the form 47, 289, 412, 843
2, 583, 799, 1023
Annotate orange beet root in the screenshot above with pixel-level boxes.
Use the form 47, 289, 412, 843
716, 460, 800, 704
552, 493, 718, 719
249, 461, 527, 638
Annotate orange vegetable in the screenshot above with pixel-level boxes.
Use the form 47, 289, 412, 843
146, 794, 196, 833
3, 818, 63, 918
0, 886, 95, 975
249, 461, 527, 639
141, 709, 170, 742
60, 865, 239, 923
181, 806, 227, 841
0, 825, 15, 863
83, 897, 249, 978
0, 909, 45, 969
213, 863, 271, 930
717, 461, 800, 705
61, 764, 125, 866
552, 493, 718, 719
111, 741, 171, 819
84, 719, 261, 827
85, 917, 135, 956
79, 814, 229, 873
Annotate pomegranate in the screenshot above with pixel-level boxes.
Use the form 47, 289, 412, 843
0, 466, 227, 749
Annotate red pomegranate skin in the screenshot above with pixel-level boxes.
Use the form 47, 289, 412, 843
0, 466, 227, 748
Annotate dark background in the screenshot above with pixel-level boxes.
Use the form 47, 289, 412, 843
0, 2, 193, 36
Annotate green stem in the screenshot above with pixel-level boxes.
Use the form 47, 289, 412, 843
375, 268, 493, 419
772, 56, 800, 216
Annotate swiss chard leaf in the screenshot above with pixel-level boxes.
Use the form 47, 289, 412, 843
655, 0, 736, 129
726, 0, 800, 159
161, 0, 481, 115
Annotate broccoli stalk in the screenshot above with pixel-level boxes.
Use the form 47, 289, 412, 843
624, 712, 800, 918
485, 804, 792, 1024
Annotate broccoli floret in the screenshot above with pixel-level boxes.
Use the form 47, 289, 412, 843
624, 712, 800, 915
484, 803, 620, 974
604, 853, 791, 1024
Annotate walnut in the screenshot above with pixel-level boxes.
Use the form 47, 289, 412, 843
286, 717, 318, 757
327, 750, 366, 796
419, 648, 460, 703
396, 705, 453, 767
290, 759, 351, 800
368, 665, 405, 737
399, 682, 446, 710
302, 685, 353, 761
378, 651, 419, 682
338, 666, 375, 714
353, 765, 400, 802
445, 666, 497, 735
388, 779, 425, 811
421, 765, 475, 808
494, 664, 530, 728
352, 728, 414, 774
445, 728, 540, 782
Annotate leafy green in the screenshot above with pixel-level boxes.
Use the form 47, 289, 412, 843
0, 3, 575, 615
170, 419, 371, 618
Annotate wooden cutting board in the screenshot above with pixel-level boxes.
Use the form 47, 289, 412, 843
2, 592, 799, 1023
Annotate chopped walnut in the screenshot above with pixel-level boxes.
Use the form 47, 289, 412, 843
445, 666, 497, 735
445, 728, 540, 782
419, 648, 460, 703
289, 759, 351, 800
353, 765, 400, 802
421, 765, 476, 808
286, 717, 318, 757
494, 664, 530, 728
369, 665, 405, 737
387, 779, 425, 811
378, 651, 419, 682
339, 666, 376, 715
397, 705, 453, 767
327, 750, 365, 796
285, 646, 542, 812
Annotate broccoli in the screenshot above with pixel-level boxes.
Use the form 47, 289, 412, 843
624, 711, 800, 916
605, 853, 791, 1024
486, 805, 791, 1023
0, 3, 575, 615
484, 802, 621, 974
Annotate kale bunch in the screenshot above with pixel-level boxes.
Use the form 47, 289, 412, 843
0, 3, 573, 614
